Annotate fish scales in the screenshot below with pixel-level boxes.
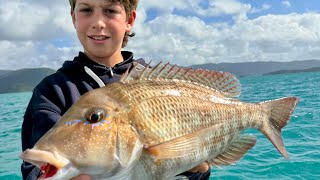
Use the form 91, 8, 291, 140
106, 80, 243, 138
109, 79, 230, 104
91, 80, 269, 177
20, 62, 299, 179
134, 131, 242, 178
126, 91, 253, 145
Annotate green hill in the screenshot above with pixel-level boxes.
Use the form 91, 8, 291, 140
0, 68, 55, 94
0, 70, 12, 77
190, 60, 320, 76
1, 59, 320, 94
265, 66, 320, 75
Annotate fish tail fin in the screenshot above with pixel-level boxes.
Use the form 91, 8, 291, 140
259, 97, 299, 159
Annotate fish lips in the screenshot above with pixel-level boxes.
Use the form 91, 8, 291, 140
21, 149, 78, 179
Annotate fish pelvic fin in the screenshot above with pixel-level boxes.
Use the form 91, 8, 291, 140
259, 97, 299, 159
121, 61, 241, 97
207, 135, 256, 167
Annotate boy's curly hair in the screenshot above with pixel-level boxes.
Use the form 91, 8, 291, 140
69, 0, 139, 47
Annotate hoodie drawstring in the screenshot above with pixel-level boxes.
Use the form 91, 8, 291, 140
84, 66, 106, 88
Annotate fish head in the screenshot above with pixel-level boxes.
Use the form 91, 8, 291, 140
21, 87, 143, 179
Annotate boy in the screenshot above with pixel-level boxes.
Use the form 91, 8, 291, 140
21, 0, 210, 179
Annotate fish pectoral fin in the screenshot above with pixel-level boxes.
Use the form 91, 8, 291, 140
207, 135, 256, 166
146, 123, 224, 159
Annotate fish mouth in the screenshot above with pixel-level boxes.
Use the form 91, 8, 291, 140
39, 163, 59, 179
21, 149, 72, 179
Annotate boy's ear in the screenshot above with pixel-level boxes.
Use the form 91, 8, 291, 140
125, 10, 137, 32
71, 10, 76, 29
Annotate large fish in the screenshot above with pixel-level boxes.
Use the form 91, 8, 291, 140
21, 62, 299, 179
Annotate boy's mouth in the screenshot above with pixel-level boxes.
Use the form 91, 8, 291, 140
88, 35, 109, 41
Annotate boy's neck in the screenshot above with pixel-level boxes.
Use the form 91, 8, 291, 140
84, 51, 124, 67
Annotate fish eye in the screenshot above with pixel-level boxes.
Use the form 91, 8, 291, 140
85, 108, 106, 123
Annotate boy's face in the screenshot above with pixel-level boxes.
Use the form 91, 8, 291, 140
72, 0, 136, 65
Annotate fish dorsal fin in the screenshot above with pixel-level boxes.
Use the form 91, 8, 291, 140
145, 123, 225, 159
121, 62, 241, 97
207, 135, 256, 167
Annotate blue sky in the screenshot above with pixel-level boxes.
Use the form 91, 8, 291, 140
170, 0, 320, 23
245, 0, 320, 16
1, 0, 320, 70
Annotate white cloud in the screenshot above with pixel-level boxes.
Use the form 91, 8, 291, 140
185, 0, 252, 23
251, 4, 271, 14
282, 1, 292, 8
138, 0, 188, 14
0, 0, 74, 41
0, 40, 80, 70
1, 0, 320, 70
128, 10, 320, 65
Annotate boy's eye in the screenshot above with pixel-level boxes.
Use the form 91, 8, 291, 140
80, 8, 93, 14
104, 9, 117, 14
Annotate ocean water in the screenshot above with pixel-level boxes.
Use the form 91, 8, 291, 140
0, 72, 319, 180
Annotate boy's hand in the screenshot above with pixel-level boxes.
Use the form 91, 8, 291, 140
188, 162, 210, 173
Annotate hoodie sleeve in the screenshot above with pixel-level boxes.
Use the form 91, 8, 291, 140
21, 80, 65, 180
177, 168, 211, 180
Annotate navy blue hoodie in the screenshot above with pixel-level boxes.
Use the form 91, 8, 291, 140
21, 51, 210, 180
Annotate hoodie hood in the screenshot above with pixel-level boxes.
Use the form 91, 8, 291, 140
58, 51, 137, 86
60, 51, 134, 76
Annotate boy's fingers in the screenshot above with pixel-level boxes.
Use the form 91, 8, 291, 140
188, 162, 210, 173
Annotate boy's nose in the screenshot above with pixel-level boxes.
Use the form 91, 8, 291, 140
92, 20, 106, 30
91, 12, 106, 30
